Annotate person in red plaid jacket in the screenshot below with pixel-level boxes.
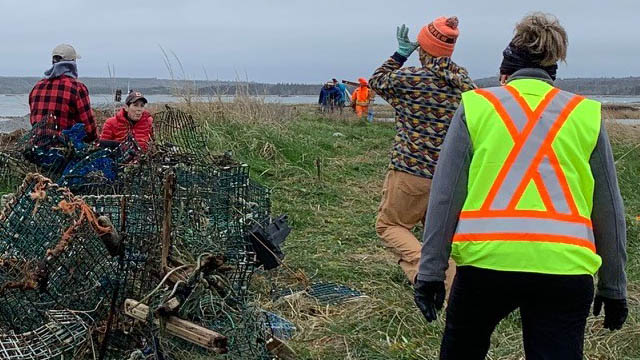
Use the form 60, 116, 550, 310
28, 44, 97, 145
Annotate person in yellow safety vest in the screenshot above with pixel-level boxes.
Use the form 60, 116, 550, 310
414, 12, 628, 360
351, 78, 371, 117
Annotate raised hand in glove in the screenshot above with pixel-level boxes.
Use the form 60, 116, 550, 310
593, 295, 628, 330
396, 24, 419, 58
414, 280, 445, 322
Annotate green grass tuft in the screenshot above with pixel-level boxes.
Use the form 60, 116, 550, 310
201, 108, 640, 360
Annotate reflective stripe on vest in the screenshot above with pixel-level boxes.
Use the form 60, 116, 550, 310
454, 217, 595, 252
454, 84, 596, 252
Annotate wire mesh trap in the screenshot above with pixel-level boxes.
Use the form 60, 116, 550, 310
57, 148, 124, 196
152, 106, 213, 160
128, 280, 274, 359
0, 152, 36, 195
170, 162, 251, 256
81, 194, 163, 303
273, 282, 366, 306
0, 310, 91, 360
0, 107, 292, 359
0, 173, 126, 360
18, 115, 71, 177
111, 159, 274, 359
263, 311, 296, 341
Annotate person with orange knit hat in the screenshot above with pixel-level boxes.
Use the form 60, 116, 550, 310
351, 77, 371, 118
417, 16, 459, 58
369, 17, 475, 290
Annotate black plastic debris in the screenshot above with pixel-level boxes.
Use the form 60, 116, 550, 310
248, 214, 291, 270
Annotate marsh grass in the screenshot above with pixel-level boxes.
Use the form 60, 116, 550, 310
173, 98, 639, 359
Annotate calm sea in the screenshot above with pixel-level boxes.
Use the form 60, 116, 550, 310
0, 93, 639, 117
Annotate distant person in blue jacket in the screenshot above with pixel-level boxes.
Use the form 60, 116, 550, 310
333, 78, 348, 113
318, 82, 341, 113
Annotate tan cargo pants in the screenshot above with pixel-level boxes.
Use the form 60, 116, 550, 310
376, 169, 456, 290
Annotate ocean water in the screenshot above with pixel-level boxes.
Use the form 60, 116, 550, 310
0, 93, 638, 117
0, 94, 326, 117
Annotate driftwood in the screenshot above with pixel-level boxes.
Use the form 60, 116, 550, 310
124, 299, 228, 353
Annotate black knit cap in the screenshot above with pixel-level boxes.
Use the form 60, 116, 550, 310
500, 42, 558, 80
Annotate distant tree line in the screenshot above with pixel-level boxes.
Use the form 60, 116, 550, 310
198, 82, 322, 96
475, 76, 640, 95
1, 76, 640, 96
0, 77, 323, 96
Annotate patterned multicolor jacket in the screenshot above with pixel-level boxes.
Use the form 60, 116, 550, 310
370, 52, 476, 179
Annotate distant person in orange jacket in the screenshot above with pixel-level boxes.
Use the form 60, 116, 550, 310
351, 78, 371, 117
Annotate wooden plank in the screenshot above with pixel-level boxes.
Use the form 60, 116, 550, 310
124, 299, 228, 353
155, 297, 181, 316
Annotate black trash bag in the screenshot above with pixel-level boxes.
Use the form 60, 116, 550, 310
247, 214, 291, 270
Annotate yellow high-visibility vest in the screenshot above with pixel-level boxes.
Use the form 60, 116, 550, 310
452, 79, 602, 275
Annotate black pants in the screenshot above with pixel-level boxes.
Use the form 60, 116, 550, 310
440, 266, 594, 360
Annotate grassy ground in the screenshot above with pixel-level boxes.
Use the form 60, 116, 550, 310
199, 105, 640, 360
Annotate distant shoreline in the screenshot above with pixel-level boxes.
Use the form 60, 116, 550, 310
2, 76, 640, 96
1, 93, 638, 119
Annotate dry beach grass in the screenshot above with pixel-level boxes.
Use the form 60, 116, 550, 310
1, 93, 634, 358
173, 96, 640, 359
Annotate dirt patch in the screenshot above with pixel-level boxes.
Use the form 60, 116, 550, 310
603, 104, 640, 119
606, 122, 640, 144
347, 250, 397, 266
0, 129, 26, 149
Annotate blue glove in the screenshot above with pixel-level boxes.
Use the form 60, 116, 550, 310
396, 24, 419, 58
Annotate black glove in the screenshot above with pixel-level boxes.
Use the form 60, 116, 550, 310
593, 295, 628, 330
414, 280, 445, 322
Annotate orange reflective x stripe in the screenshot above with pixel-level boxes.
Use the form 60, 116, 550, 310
473, 86, 585, 217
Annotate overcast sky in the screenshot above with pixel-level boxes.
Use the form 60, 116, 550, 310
1, 0, 638, 83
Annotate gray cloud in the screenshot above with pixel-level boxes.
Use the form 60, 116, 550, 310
1, 0, 638, 82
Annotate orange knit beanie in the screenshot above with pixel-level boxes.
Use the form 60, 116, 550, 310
417, 16, 459, 58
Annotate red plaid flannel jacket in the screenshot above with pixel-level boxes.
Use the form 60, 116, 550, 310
28, 76, 97, 142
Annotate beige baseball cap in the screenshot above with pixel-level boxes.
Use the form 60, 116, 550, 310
52, 44, 81, 61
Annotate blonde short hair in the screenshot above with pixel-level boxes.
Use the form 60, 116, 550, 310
512, 12, 568, 66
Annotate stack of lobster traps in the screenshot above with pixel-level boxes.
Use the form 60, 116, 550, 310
0, 107, 282, 359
